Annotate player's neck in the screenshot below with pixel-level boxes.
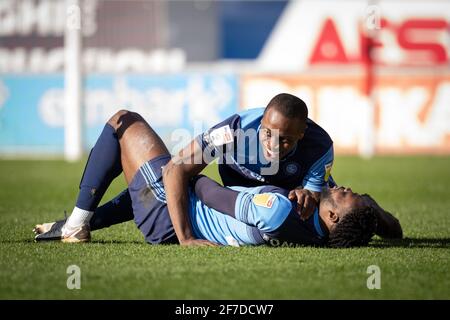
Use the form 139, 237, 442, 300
317, 206, 331, 236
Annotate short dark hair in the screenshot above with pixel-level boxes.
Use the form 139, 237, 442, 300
264, 93, 308, 123
328, 207, 377, 248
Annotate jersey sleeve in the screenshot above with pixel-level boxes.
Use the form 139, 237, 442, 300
192, 175, 239, 217
234, 191, 293, 233
301, 146, 334, 193
194, 114, 240, 159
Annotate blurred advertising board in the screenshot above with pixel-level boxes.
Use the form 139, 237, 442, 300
1, 0, 450, 156
250, 0, 450, 154
258, 0, 450, 70
241, 73, 450, 154
0, 74, 238, 155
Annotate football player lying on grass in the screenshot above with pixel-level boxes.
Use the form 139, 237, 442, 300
33, 110, 402, 247
34, 174, 402, 248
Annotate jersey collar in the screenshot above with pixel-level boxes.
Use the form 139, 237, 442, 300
313, 208, 326, 238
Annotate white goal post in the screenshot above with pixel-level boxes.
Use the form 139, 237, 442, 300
64, 0, 83, 161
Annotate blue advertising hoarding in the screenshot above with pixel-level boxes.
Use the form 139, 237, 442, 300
0, 74, 239, 156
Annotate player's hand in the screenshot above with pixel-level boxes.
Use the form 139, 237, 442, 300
179, 238, 220, 247
288, 188, 317, 221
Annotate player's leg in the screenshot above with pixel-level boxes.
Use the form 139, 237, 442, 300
89, 189, 134, 230
35, 117, 127, 241
34, 189, 134, 241
64, 110, 170, 239
58, 117, 128, 242
108, 110, 170, 184
35, 110, 171, 242
109, 110, 177, 244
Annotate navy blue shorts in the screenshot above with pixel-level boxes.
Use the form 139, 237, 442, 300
128, 154, 178, 245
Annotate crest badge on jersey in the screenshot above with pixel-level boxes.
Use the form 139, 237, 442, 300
209, 125, 233, 146
324, 161, 333, 181
253, 193, 276, 208
285, 162, 299, 175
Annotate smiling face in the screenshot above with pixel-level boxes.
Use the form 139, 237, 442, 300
259, 108, 306, 162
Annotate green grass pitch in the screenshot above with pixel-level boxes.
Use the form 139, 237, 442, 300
0, 156, 449, 299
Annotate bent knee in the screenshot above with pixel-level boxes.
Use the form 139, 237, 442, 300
108, 109, 144, 130
108, 109, 129, 128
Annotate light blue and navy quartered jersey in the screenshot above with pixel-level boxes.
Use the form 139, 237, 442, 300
195, 108, 335, 192
188, 176, 328, 247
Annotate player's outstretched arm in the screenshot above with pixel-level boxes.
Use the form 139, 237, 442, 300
194, 176, 292, 233
193, 175, 239, 217
163, 140, 218, 246
363, 194, 403, 239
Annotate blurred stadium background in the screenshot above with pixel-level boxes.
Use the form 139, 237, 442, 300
1, 0, 449, 159
1, 0, 450, 300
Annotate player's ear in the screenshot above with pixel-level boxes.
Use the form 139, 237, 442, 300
328, 210, 339, 224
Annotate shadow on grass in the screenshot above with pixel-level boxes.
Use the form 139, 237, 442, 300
2, 239, 144, 245
5, 237, 450, 248
90, 239, 144, 245
370, 237, 450, 248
